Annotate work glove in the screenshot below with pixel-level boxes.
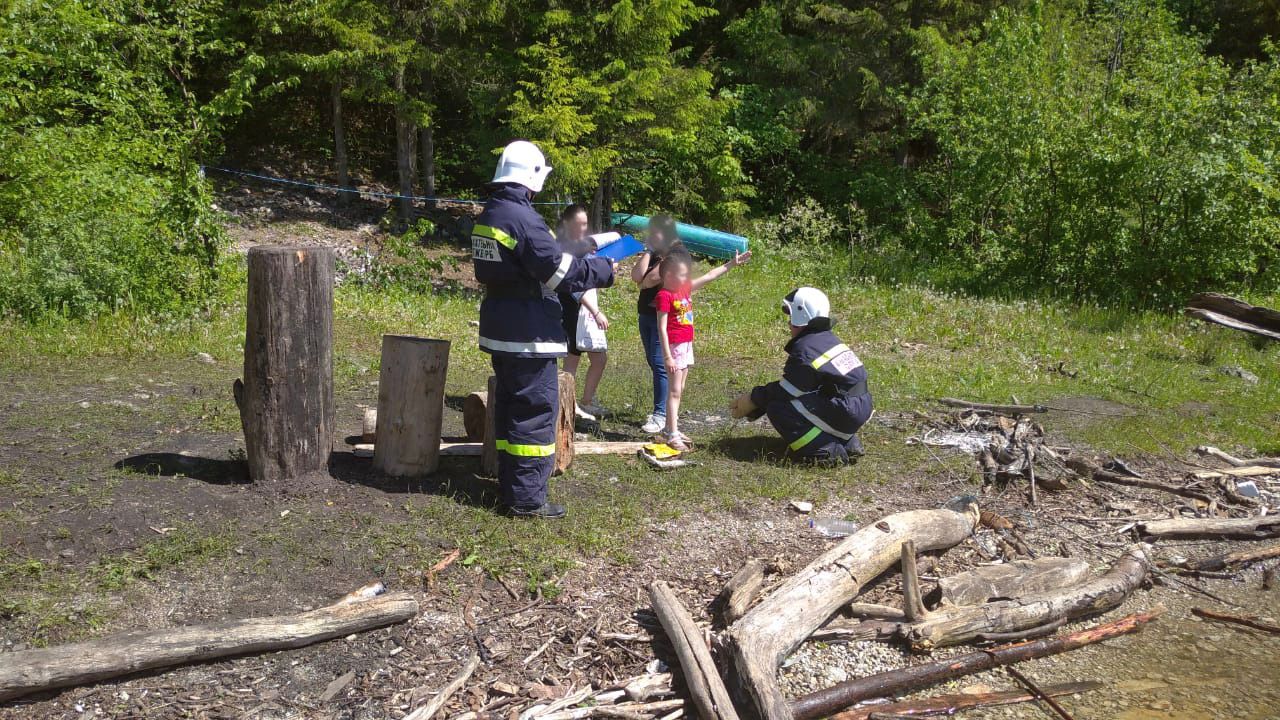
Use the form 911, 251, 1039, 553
730, 392, 758, 419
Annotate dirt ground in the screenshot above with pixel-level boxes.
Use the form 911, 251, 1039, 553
2, 187, 1279, 720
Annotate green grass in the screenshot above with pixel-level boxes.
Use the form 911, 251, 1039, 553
0, 241, 1277, 637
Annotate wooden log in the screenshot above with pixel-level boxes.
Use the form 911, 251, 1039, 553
1138, 515, 1280, 540
1195, 445, 1280, 469
724, 502, 981, 720
789, 608, 1163, 720
716, 559, 767, 625
464, 391, 489, 441
403, 653, 480, 720
1179, 543, 1280, 572
1193, 466, 1279, 479
0, 591, 417, 702
482, 375, 498, 477
373, 335, 451, 477
904, 544, 1151, 649
556, 371, 576, 475
647, 581, 741, 720
625, 673, 674, 702
1191, 607, 1280, 635
362, 407, 378, 443
1067, 459, 1215, 504
1185, 292, 1280, 341
356, 440, 651, 458
939, 398, 1047, 414
900, 541, 926, 623
931, 558, 1093, 607
830, 681, 1103, 720
236, 246, 335, 483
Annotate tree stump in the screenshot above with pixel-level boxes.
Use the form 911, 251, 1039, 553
373, 336, 451, 477
556, 371, 576, 475
463, 391, 488, 441
236, 246, 335, 483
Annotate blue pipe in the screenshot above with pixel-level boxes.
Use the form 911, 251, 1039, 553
611, 213, 749, 260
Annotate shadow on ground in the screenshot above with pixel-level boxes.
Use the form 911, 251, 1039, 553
115, 453, 250, 485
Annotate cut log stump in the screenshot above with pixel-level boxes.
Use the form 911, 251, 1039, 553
373, 335, 451, 477
463, 391, 488, 441
481, 375, 498, 477
236, 246, 335, 483
556, 371, 576, 475
0, 589, 417, 703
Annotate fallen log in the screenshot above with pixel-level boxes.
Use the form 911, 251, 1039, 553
830, 681, 1102, 720
1185, 293, 1280, 341
404, 653, 481, 720
1192, 466, 1279, 479
1195, 445, 1280, 469
716, 559, 767, 626
1067, 460, 1215, 504
725, 501, 981, 720
905, 544, 1150, 649
1175, 543, 1280, 572
1138, 515, 1280, 540
789, 608, 1163, 720
0, 589, 418, 702
939, 398, 1047, 414
648, 581, 741, 720
931, 558, 1093, 608
1191, 607, 1280, 636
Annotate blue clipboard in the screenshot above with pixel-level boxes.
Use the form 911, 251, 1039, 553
595, 234, 645, 262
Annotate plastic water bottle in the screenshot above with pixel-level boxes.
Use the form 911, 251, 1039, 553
810, 518, 859, 538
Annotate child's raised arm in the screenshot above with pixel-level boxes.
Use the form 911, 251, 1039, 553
691, 250, 752, 292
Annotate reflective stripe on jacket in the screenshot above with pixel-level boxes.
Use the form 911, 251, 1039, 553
472, 185, 614, 357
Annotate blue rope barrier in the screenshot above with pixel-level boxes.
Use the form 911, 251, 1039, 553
201, 166, 572, 206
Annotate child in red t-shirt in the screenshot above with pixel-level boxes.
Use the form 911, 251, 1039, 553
655, 248, 752, 450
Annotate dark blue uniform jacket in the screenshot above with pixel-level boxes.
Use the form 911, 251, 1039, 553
472, 185, 614, 357
750, 326, 872, 439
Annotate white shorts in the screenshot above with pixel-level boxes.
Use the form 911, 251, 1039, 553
670, 342, 695, 370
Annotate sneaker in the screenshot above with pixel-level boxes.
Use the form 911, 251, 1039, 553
581, 402, 610, 419
641, 414, 666, 434
574, 404, 596, 422
506, 502, 567, 519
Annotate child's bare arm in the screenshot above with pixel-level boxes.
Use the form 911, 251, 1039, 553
631, 252, 652, 285
579, 292, 608, 330
691, 250, 752, 292
657, 312, 674, 367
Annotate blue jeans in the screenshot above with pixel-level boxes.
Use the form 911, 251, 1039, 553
638, 312, 668, 417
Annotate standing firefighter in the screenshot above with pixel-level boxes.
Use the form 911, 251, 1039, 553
472, 140, 615, 518
734, 287, 872, 464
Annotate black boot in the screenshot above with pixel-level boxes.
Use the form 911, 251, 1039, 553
507, 502, 567, 519
846, 434, 865, 457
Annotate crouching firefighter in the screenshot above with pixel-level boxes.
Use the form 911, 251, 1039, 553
472, 140, 615, 519
735, 287, 872, 464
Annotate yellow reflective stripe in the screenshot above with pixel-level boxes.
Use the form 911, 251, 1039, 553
811, 343, 852, 369
473, 224, 517, 250
496, 439, 556, 457
790, 426, 822, 451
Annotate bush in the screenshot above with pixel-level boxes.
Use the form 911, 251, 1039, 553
895, 0, 1280, 306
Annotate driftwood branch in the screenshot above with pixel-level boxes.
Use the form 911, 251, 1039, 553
1138, 516, 1280, 540
0, 590, 418, 702
900, 541, 927, 623
829, 681, 1102, 720
1196, 445, 1280, 469
1191, 607, 1280, 636
1067, 460, 1215, 504
1193, 466, 1279, 479
724, 502, 981, 720
789, 608, 1164, 720
1175, 543, 1280, 572
647, 581, 741, 720
939, 398, 1047, 414
716, 559, 767, 626
404, 653, 481, 720
904, 544, 1151, 649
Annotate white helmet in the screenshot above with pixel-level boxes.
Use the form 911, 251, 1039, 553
781, 287, 830, 327
492, 140, 552, 192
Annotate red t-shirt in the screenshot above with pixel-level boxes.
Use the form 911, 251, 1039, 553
655, 286, 695, 344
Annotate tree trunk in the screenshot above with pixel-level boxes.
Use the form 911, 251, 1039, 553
601, 167, 614, 229
790, 608, 1163, 720
373, 336, 450, 477
905, 544, 1150, 649
419, 72, 436, 207
481, 375, 498, 477
556, 371, 576, 475
464, 391, 488, 441
648, 581, 742, 720
590, 182, 604, 233
394, 66, 416, 226
0, 591, 417, 703
724, 502, 981, 720
236, 246, 335, 483
332, 81, 350, 206
1138, 516, 1280, 540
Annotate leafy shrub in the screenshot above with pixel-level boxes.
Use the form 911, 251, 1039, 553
894, 0, 1280, 306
